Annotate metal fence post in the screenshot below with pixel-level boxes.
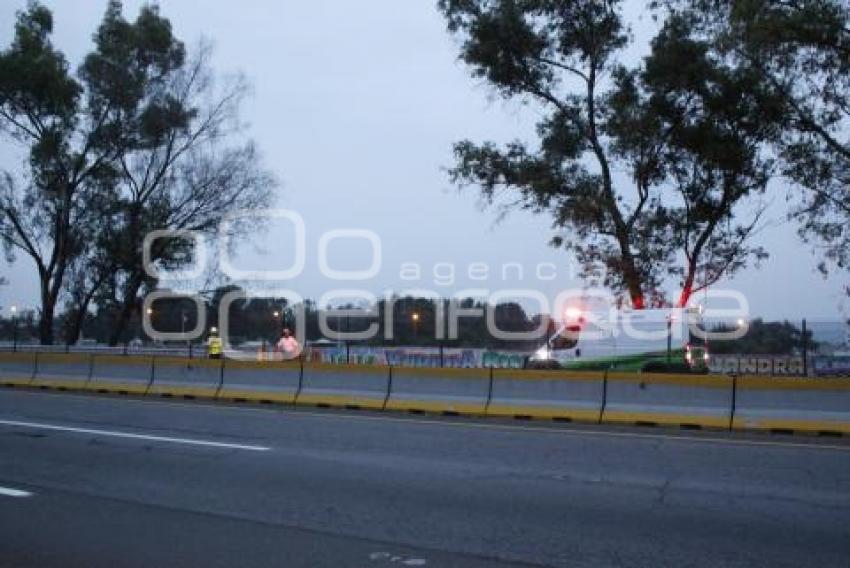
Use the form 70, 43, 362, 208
802, 318, 809, 377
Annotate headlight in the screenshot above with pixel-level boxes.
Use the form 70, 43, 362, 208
532, 346, 550, 360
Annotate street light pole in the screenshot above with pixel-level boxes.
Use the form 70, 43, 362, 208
412, 312, 420, 344
346, 312, 352, 363
273, 309, 281, 357
10, 305, 18, 353
802, 318, 809, 377
337, 313, 342, 344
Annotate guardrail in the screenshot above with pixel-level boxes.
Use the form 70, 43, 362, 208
1, 351, 848, 436
0, 344, 205, 357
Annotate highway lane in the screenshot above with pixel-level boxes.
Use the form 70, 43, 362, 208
0, 388, 849, 567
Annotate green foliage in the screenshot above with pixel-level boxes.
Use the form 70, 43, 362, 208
0, 2, 274, 345
439, 0, 780, 309
709, 318, 815, 355
661, 0, 850, 282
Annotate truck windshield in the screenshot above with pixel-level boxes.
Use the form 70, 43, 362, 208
550, 324, 581, 350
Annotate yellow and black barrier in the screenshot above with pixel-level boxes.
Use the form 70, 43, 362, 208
297, 362, 390, 409
218, 358, 301, 404
88, 354, 154, 395
0, 352, 36, 387
601, 372, 734, 430
148, 356, 222, 399
384, 366, 491, 415
732, 376, 850, 435
31, 353, 92, 390
2, 352, 849, 435
486, 368, 604, 422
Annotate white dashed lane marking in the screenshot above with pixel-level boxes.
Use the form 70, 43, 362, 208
0, 486, 33, 498
0, 419, 270, 452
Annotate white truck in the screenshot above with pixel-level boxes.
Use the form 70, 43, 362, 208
528, 306, 708, 371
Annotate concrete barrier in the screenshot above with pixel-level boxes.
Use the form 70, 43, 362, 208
148, 357, 222, 398
88, 355, 153, 394
602, 372, 733, 429
297, 363, 389, 409
732, 376, 850, 434
218, 359, 301, 403
0, 352, 36, 386
31, 353, 92, 390
487, 369, 604, 421
384, 366, 491, 415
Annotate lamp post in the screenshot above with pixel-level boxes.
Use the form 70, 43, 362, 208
10, 305, 18, 353
801, 318, 808, 377
146, 307, 154, 329
411, 312, 420, 343
181, 308, 188, 344
336, 312, 342, 344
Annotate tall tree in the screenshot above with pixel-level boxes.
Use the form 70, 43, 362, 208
608, 13, 779, 306
0, 1, 185, 343
662, 0, 850, 287
89, 38, 274, 346
0, 2, 275, 345
438, 0, 777, 308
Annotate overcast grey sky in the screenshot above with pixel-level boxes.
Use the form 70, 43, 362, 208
0, 0, 847, 320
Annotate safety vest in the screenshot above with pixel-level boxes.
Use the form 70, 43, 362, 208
208, 336, 222, 355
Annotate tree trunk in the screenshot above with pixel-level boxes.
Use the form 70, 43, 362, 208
108, 274, 145, 346
65, 272, 110, 345
585, 64, 645, 310
65, 310, 84, 346
677, 256, 700, 308
65, 293, 95, 346
38, 287, 56, 345
677, 277, 694, 309
623, 263, 645, 310
615, 235, 645, 310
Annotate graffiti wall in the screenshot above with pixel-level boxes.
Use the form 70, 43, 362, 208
304, 345, 527, 369
708, 355, 806, 376
708, 354, 850, 376
302, 347, 850, 375
813, 355, 850, 377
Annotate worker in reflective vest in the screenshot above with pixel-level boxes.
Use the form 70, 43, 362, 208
207, 327, 223, 359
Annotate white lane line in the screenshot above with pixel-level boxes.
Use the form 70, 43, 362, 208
0, 486, 33, 498
0, 419, 270, 452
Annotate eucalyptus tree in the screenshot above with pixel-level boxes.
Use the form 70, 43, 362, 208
0, 2, 274, 344
660, 0, 850, 291
0, 2, 183, 343
95, 40, 275, 345
439, 0, 778, 307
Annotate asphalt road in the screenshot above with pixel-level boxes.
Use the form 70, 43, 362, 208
0, 388, 849, 568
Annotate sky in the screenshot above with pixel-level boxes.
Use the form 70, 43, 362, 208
0, 0, 847, 322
